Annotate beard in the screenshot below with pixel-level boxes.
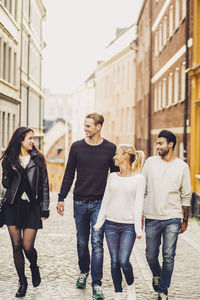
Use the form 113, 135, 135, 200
158, 148, 169, 157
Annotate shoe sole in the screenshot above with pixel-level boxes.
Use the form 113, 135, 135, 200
76, 284, 86, 289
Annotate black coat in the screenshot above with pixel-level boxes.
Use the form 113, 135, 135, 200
2, 150, 50, 217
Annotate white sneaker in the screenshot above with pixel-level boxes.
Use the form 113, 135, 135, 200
158, 293, 168, 300
127, 283, 136, 300
114, 292, 123, 299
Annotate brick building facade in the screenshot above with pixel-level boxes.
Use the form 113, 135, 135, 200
135, 0, 152, 156
151, 0, 192, 160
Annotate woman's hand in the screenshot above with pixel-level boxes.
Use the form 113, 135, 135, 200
41, 217, 47, 221
57, 201, 64, 216
136, 235, 142, 239
93, 225, 100, 232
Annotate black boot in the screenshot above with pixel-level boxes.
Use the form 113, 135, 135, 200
15, 276, 28, 298
30, 265, 41, 287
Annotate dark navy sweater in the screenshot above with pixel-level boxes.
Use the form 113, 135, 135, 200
58, 138, 118, 201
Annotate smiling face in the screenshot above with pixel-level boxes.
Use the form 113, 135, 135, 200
156, 137, 173, 157
113, 148, 127, 166
21, 131, 34, 152
84, 118, 101, 138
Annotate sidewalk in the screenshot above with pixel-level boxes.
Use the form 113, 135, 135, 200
0, 192, 200, 299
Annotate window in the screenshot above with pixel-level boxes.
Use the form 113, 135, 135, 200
7, 113, 10, 142
13, 114, 16, 132
159, 24, 163, 52
155, 31, 158, 56
131, 106, 135, 133
4, 0, 8, 9
162, 78, 166, 108
9, 0, 12, 14
158, 82, 162, 110
179, 142, 184, 160
2, 112, 5, 148
174, 68, 179, 104
181, 61, 186, 101
126, 108, 130, 134
8, 47, 11, 83
168, 73, 173, 106
154, 86, 158, 112
23, 0, 30, 17
22, 32, 28, 72
182, 0, 186, 20
121, 109, 124, 131
3, 42, 7, 80
13, 52, 16, 86
169, 5, 173, 37
163, 16, 167, 45
14, 0, 17, 21
175, 0, 180, 29
127, 62, 130, 91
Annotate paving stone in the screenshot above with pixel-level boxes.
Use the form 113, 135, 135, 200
0, 192, 200, 299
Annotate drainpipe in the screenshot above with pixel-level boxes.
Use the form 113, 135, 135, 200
183, 0, 189, 162
148, 0, 152, 156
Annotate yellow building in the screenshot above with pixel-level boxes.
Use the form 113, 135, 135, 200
189, 0, 200, 208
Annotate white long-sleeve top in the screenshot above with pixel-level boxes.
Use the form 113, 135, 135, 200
142, 156, 191, 220
95, 172, 146, 236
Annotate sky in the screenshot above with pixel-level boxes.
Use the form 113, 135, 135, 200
43, 0, 143, 94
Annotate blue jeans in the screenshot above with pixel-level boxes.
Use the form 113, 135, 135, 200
105, 220, 136, 292
73, 200, 104, 287
145, 218, 181, 295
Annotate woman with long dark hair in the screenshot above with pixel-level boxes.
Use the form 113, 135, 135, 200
1, 126, 50, 298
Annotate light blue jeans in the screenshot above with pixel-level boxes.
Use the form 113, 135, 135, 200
145, 218, 181, 295
105, 220, 136, 292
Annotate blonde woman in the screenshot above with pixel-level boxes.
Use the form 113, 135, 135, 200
94, 144, 145, 300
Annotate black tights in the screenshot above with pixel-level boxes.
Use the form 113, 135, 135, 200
8, 226, 38, 280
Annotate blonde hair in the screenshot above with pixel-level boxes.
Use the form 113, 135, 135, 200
117, 144, 145, 173
85, 112, 104, 126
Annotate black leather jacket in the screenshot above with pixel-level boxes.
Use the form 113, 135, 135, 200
2, 150, 50, 217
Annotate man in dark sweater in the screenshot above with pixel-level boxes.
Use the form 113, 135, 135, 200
57, 113, 118, 300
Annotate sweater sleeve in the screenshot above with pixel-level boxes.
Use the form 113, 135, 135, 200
94, 174, 112, 229
180, 164, 191, 206
134, 175, 146, 236
58, 143, 77, 202
41, 164, 50, 213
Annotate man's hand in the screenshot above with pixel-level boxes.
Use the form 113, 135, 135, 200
57, 201, 64, 216
179, 220, 188, 234
93, 225, 100, 232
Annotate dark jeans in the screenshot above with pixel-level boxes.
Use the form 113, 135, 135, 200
105, 220, 136, 292
145, 218, 181, 295
73, 200, 104, 287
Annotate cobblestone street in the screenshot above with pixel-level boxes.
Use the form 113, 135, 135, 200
0, 193, 200, 300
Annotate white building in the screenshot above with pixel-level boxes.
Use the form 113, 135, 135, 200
0, 0, 46, 196
43, 89, 71, 128
71, 73, 95, 142
95, 25, 137, 145
20, 0, 46, 149
0, 0, 21, 150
